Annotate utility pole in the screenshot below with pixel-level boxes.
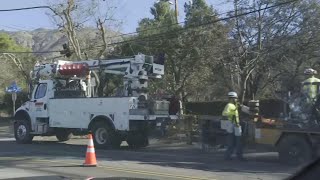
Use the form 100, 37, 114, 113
174, 0, 178, 22
159, 0, 178, 22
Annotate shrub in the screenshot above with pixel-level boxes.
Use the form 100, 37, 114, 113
0, 92, 29, 115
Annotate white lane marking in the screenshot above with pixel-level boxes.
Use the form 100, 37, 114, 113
0, 138, 15, 141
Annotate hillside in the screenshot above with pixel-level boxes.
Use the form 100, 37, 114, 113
1, 27, 120, 59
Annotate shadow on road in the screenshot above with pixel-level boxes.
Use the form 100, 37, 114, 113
4, 177, 157, 180
3, 176, 72, 180
89, 178, 157, 180
0, 140, 297, 176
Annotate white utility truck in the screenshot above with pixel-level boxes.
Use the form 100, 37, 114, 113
13, 54, 178, 148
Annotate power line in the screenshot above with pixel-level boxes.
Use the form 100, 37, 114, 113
0, 6, 53, 12
0, 0, 299, 54
103, 0, 297, 41
74, 5, 252, 43
86, 0, 299, 49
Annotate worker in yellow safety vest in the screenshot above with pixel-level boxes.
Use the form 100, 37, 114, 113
222, 92, 245, 161
302, 68, 320, 103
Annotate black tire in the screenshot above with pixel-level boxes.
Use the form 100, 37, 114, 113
14, 120, 33, 144
91, 121, 121, 149
55, 129, 72, 142
127, 132, 149, 149
277, 135, 313, 165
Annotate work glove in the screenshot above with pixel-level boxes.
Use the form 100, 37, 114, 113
236, 102, 242, 108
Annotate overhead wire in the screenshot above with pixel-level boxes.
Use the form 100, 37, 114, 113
0, 6, 53, 31
99, 0, 298, 42
0, 0, 299, 54
0, 0, 297, 41
0, 6, 53, 12
82, 0, 300, 50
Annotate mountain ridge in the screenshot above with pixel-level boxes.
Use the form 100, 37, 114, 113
1, 27, 121, 59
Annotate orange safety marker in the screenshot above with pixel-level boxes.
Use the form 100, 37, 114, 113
83, 133, 97, 167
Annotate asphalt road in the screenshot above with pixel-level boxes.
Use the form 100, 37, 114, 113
0, 120, 301, 180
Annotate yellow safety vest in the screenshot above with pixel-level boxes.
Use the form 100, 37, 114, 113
302, 76, 320, 102
222, 103, 239, 124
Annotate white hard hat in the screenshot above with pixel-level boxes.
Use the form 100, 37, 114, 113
228, 92, 238, 98
304, 68, 317, 75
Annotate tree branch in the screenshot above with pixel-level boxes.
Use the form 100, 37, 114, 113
96, 18, 107, 59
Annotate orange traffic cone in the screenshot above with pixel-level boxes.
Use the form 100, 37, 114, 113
83, 133, 97, 167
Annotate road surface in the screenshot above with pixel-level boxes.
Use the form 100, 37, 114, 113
0, 119, 301, 180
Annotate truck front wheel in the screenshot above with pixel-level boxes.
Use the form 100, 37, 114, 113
91, 122, 121, 149
55, 128, 72, 142
14, 120, 33, 144
277, 135, 313, 165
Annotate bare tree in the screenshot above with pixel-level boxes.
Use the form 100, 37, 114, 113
47, 0, 121, 96
219, 0, 306, 102
47, 0, 120, 59
49, 0, 83, 59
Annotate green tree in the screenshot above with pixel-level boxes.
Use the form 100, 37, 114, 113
0, 33, 35, 92
116, 0, 228, 106
118, 1, 182, 96
0, 33, 36, 114
0, 33, 25, 51
183, 0, 228, 101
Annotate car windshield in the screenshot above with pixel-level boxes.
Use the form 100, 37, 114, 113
1, 0, 320, 180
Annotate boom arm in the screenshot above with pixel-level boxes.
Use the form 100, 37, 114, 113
80, 54, 163, 77
31, 54, 164, 100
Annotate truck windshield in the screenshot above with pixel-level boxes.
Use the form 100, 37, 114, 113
34, 83, 47, 99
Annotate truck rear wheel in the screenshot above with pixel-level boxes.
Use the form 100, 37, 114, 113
55, 129, 72, 142
14, 120, 33, 144
127, 132, 149, 149
91, 121, 121, 149
277, 135, 313, 165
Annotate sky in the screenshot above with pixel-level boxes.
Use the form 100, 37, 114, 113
0, 0, 233, 33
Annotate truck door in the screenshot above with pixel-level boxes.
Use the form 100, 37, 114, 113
30, 83, 48, 118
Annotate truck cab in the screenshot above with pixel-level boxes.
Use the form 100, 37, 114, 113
29, 80, 53, 119
14, 80, 53, 143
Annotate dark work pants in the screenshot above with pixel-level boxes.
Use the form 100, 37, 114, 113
224, 133, 243, 159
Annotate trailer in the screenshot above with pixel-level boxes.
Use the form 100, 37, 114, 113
253, 119, 320, 165
198, 99, 320, 165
